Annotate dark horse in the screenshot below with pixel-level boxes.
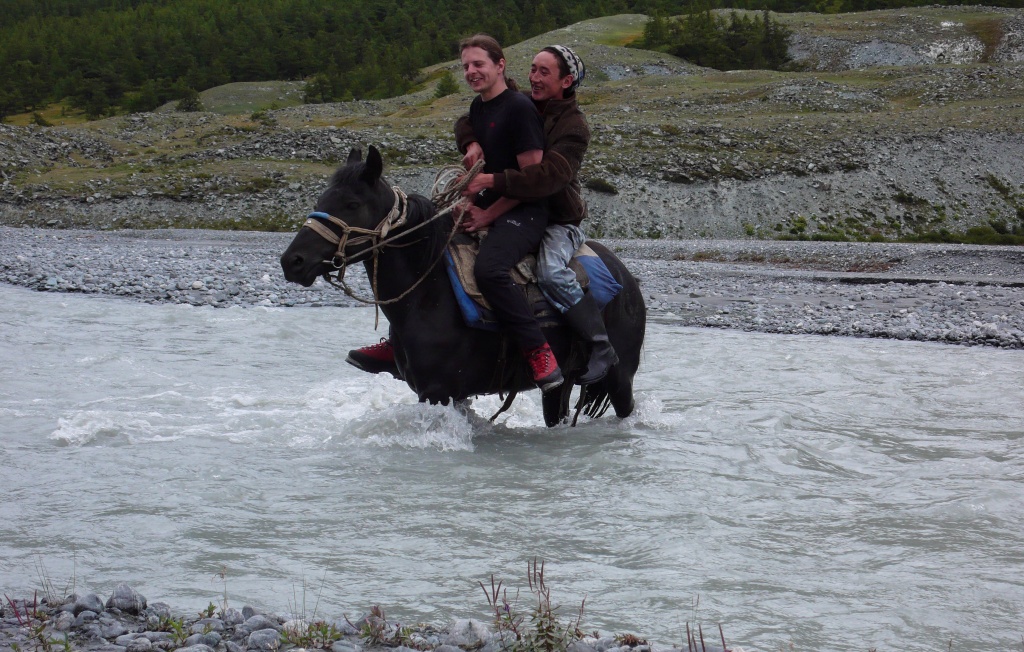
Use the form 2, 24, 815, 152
280, 147, 646, 427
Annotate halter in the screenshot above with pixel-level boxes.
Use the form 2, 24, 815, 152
300, 162, 483, 326
303, 184, 408, 270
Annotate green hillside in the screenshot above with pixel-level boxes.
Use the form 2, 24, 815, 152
1, 7, 1022, 242
1, 0, 1022, 122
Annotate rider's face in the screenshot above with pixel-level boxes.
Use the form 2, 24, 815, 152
529, 51, 571, 102
461, 46, 505, 100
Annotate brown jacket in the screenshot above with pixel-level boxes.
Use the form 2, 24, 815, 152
455, 93, 590, 226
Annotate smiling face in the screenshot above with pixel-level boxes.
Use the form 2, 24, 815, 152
461, 46, 506, 101
529, 50, 572, 102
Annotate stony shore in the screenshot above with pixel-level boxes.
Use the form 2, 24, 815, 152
1, 226, 1022, 349
1, 585, 725, 652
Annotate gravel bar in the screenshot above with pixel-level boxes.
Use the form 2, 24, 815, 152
2, 226, 1023, 349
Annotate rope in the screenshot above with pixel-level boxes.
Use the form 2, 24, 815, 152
431, 161, 484, 210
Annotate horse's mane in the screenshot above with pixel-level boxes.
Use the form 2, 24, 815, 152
406, 192, 454, 260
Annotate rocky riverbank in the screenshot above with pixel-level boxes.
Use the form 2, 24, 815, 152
2, 8, 1023, 242
1, 585, 728, 652
1, 226, 1022, 349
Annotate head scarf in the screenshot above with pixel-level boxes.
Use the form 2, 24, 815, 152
548, 45, 586, 92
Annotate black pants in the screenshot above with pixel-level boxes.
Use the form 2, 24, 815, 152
474, 202, 549, 352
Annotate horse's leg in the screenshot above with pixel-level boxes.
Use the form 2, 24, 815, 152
604, 364, 636, 419
541, 383, 573, 427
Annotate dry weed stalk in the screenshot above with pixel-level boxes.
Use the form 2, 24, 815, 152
480, 558, 586, 652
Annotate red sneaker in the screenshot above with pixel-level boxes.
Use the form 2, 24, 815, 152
346, 338, 399, 376
525, 343, 564, 392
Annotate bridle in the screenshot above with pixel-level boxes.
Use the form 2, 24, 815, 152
303, 184, 410, 274
300, 163, 483, 324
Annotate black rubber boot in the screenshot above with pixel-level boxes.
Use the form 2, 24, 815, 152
562, 293, 619, 385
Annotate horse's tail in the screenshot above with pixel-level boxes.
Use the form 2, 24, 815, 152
581, 240, 646, 419
572, 383, 614, 425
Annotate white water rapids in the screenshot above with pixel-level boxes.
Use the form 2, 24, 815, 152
1, 285, 1022, 652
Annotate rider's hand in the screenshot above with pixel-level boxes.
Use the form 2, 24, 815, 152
453, 199, 477, 226
461, 205, 497, 233
461, 173, 493, 197
462, 142, 484, 170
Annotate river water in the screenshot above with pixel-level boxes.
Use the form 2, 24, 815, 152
1, 285, 1022, 652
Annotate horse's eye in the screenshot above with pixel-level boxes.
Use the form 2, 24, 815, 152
345, 201, 360, 211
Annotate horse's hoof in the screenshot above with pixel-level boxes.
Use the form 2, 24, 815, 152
615, 396, 635, 419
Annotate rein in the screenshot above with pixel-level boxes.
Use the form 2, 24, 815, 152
304, 162, 484, 326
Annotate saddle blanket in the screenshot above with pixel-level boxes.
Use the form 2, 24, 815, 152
443, 232, 622, 331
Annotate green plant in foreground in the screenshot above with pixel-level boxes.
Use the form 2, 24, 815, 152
9, 619, 74, 652
281, 620, 344, 648
275, 573, 347, 649
154, 615, 190, 646
354, 605, 413, 647
481, 559, 585, 652
5, 592, 73, 652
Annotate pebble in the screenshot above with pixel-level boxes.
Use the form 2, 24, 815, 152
0, 227, 1022, 349
0, 586, 709, 652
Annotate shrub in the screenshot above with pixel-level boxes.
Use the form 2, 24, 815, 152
175, 89, 203, 112
585, 178, 618, 194
434, 71, 460, 99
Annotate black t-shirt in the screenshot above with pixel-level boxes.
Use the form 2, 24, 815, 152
469, 88, 545, 176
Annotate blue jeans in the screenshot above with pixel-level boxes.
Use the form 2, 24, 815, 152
536, 223, 586, 314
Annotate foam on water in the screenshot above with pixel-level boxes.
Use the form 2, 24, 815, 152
51, 410, 187, 446
347, 403, 476, 451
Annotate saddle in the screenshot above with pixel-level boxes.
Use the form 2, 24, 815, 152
443, 231, 621, 331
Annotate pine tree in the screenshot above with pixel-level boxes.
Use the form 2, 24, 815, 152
434, 70, 460, 99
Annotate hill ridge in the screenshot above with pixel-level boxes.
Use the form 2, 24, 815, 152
2, 7, 1023, 243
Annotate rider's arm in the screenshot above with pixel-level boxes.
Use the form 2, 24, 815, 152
498, 115, 589, 200
461, 149, 541, 232
460, 112, 590, 202
454, 113, 476, 156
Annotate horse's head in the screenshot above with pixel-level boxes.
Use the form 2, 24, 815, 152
280, 146, 398, 287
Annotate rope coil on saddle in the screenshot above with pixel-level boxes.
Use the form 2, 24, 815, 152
305, 161, 485, 326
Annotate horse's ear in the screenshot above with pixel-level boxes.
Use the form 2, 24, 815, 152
361, 145, 383, 185
347, 148, 362, 164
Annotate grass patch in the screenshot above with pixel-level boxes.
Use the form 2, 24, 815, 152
904, 225, 1024, 245
587, 14, 647, 46
985, 172, 1015, 200
155, 81, 305, 115
6, 102, 91, 127
584, 178, 618, 194
964, 16, 1005, 62
893, 189, 929, 206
